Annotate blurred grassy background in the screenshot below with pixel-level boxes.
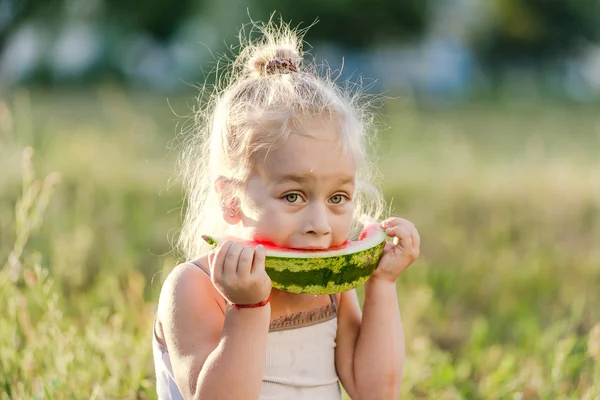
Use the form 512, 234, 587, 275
1, 88, 599, 399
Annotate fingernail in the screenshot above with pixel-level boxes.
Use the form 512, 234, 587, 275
256, 244, 264, 249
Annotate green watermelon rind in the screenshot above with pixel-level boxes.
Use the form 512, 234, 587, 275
201, 217, 387, 294
266, 240, 386, 294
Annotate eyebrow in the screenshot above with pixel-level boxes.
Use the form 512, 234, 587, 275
275, 174, 355, 185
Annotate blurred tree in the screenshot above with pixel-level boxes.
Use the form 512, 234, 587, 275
103, 0, 202, 40
475, 0, 600, 67
0, 0, 62, 45
246, 0, 432, 48
4, 0, 600, 93
0, 0, 205, 44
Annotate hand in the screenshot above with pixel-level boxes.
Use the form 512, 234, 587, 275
371, 217, 420, 283
208, 241, 272, 305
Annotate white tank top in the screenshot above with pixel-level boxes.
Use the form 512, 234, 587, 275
153, 262, 342, 400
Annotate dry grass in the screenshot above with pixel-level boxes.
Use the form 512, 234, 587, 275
1, 89, 599, 399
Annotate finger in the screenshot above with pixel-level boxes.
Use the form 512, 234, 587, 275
380, 217, 396, 229
223, 242, 244, 279
207, 250, 217, 277
410, 226, 420, 251
383, 242, 395, 253
380, 217, 415, 230
387, 226, 413, 250
211, 241, 232, 283
251, 244, 266, 274
207, 249, 216, 266
237, 246, 255, 279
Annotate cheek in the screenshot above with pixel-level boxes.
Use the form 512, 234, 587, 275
240, 187, 273, 219
332, 212, 354, 245
252, 217, 291, 245
250, 202, 290, 232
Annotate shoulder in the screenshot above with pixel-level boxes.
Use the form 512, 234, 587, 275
155, 258, 226, 344
160, 260, 208, 291
159, 259, 212, 301
154, 258, 230, 398
336, 290, 362, 324
332, 290, 362, 347
333, 289, 362, 397
333, 290, 362, 359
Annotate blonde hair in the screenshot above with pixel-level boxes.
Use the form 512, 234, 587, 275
177, 19, 386, 259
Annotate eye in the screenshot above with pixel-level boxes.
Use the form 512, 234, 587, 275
329, 194, 347, 204
283, 193, 300, 203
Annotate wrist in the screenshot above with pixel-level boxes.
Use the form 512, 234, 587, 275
225, 300, 271, 320
223, 302, 271, 332
366, 275, 397, 294
229, 295, 271, 310
367, 275, 397, 287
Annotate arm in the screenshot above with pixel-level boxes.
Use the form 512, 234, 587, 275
158, 262, 270, 400
354, 277, 405, 398
334, 285, 404, 400
335, 217, 419, 399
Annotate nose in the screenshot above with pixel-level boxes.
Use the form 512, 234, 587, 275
303, 203, 331, 236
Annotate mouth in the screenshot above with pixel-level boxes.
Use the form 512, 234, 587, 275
289, 245, 330, 251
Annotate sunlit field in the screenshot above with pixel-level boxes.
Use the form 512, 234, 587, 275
1, 89, 599, 399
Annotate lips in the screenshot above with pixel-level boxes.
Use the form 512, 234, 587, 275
289, 245, 330, 251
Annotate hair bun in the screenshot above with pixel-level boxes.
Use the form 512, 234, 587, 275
246, 45, 301, 77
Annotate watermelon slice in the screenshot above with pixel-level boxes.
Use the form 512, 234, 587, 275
202, 215, 387, 294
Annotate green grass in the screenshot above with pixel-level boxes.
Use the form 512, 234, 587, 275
1, 88, 599, 399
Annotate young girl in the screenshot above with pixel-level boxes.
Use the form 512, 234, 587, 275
153, 20, 420, 400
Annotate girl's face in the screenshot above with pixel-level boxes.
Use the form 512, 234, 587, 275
236, 117, 356, 249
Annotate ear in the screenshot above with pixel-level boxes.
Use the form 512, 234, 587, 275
215, 176, 242, 225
